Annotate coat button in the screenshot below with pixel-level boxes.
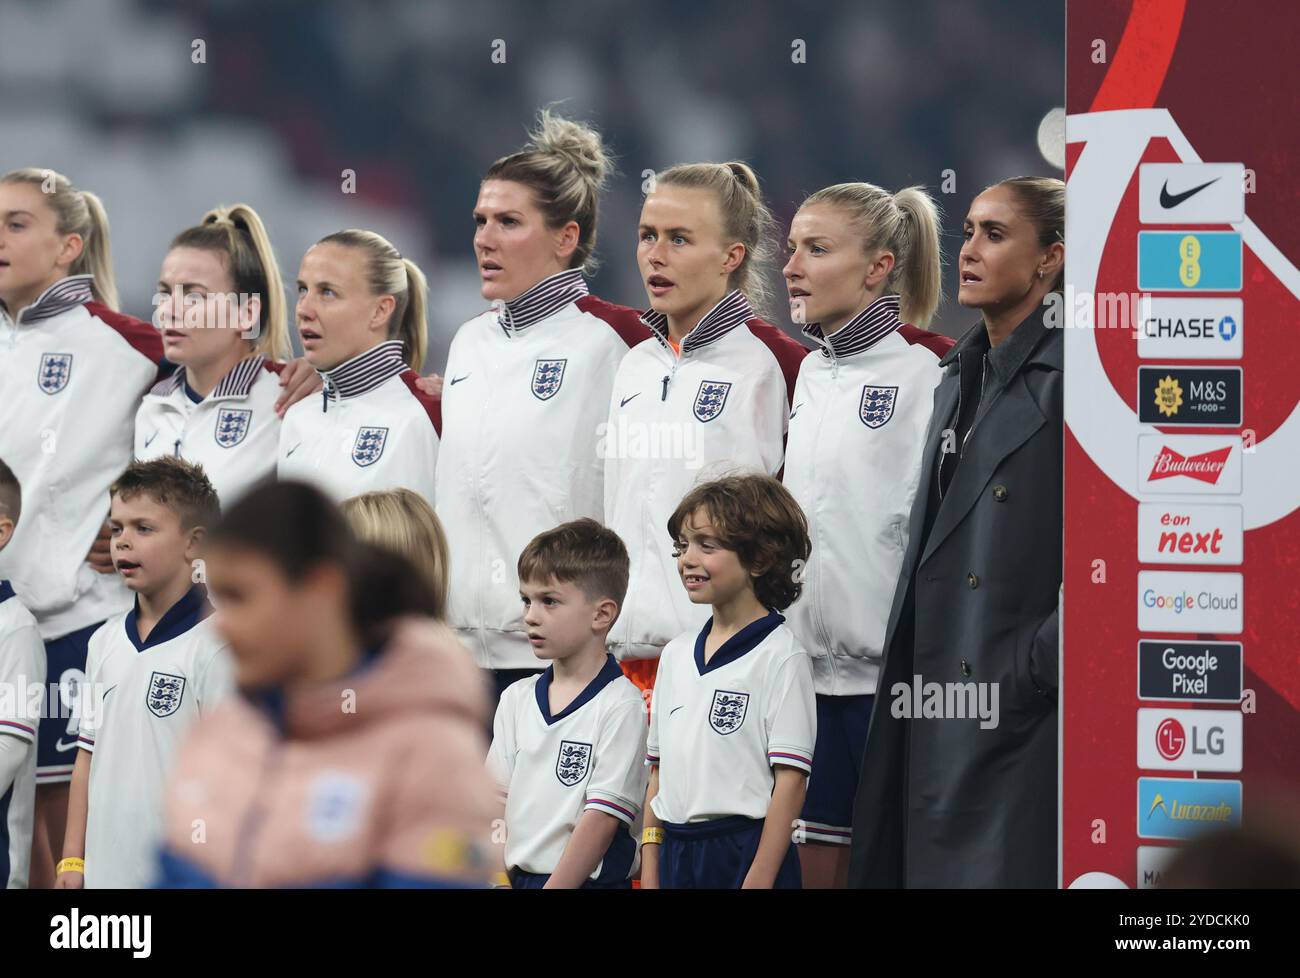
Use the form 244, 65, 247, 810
967, 572, 979, 589
960, 659, 972, 677
993, 484, 1008, 502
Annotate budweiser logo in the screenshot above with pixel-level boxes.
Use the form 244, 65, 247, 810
1148, 445, 1233, 483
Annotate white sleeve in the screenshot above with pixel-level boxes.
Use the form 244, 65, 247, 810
0, 732, 32, 797
752, 359, 791, 477
645, 665, 662, 767
75, 625, 108, 752
485, 689, 516, 804
0, 618, 43, 746
583, 695, 649, 825
764, 652, 816, 775
195, 644, 235, 711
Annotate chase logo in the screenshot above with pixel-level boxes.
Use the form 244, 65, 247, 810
351, 426, 389, 467
531, 358, 567, 401
555, 740, 592, 786
1137, 777, 1241, 841
859, 385, 898, 429
214, 407, 252, 448
38, 352, 73, 394
693, 380, 732, 422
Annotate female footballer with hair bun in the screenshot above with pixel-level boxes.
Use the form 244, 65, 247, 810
604, 160, 809, 700
436, 108, 652, 708
780, 182, 952, 887
135, 203, 295, 507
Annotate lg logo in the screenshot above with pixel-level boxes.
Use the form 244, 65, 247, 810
1155, 716, 1225, 761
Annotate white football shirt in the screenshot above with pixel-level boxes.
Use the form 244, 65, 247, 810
0, 580, 45, 888
76, 586, 233, 888
647, 611, 816, 824
488, 655, 648, 882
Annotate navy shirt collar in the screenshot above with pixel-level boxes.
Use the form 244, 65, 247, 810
534, 653, 624, 725
640, 289, 754, 355
0, 579, 15, 604
497, 268, 589, 336
125, 584, 211, 652
801, 292, 902, 359
694, 610, 785, 675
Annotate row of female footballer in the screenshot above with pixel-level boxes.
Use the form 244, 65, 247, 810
0, 108, 1065, 889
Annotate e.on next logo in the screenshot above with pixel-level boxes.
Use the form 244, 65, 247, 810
1137, 503, 1243, 565
1137, 708, 1242, 772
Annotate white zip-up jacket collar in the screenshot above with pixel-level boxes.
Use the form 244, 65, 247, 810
639, 288, 753, 355
497, 267, 589, 335
318, 339, 409, 402
0, 273, 96, 325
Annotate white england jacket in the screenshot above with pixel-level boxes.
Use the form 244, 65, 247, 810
277, 339, 440, 505
782, 293, 952, 696
436, 269, 650, 671
604, 290, 810, 661
0, 275, 167, 640
134, 354, 285, 508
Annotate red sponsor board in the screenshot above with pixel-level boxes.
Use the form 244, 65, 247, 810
1063, 0, 1300, 887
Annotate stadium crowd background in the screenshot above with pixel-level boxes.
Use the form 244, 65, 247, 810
0, 0, 1063, 371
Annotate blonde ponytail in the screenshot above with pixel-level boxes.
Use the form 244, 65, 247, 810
317, 229, 429, 370
484, 106, 614, 273
172, 203, 291, 361
1, 168, 119, 309
398, 258, 428, 371
800, 182, 944, 327
656, 160, 776, 317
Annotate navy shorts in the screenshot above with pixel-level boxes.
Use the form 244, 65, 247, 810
37, 620, 104, 784
796, 693, 875, 846
509, 870, 633, 890
660, 815, 801, 889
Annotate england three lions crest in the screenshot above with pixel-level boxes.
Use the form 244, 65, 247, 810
214, 408, 252, 448
146, 671, 186, 718
709, 689, 750, 735
693, 380, 732, 422
859, 385, 898, 429
351, 426, 389, 467
38, 353, 73, 394
555, 740, 592, 786
532, 359, 567, 401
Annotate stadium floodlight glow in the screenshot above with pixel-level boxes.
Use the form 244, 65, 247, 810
1038, 106, 1066, 169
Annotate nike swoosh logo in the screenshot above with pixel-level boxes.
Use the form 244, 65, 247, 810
450, 374, 470, 385
56, 737, 80, 752
144, 431, 159, 448
1159, 177, 1220, 209
620, 393, 640, 408
669, 705, 684, 716
286, 442, 302, 458
789, 402, 804, 420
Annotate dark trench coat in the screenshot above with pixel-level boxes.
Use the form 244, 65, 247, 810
848, 305, 1062, 888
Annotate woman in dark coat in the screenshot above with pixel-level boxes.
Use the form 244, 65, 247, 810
848, 177, 1065, 888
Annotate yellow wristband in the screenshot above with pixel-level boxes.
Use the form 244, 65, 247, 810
642, 827, 665, 846
57, 857, 85, 875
